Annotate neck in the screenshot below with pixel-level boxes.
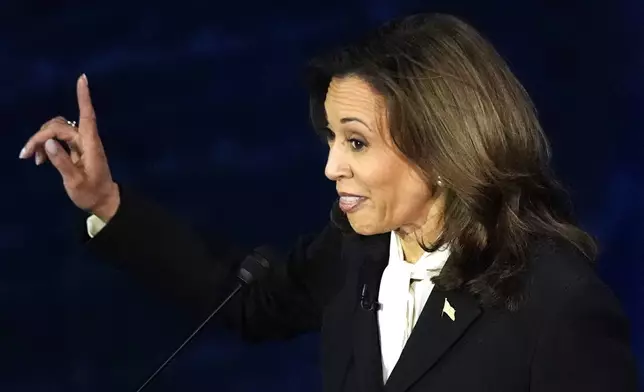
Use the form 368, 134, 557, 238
398, 234, 426, 263
395, 193, 445, 264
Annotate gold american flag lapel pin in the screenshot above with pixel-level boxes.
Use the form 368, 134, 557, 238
442, 298, 456, 321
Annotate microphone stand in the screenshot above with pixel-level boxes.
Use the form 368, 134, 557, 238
135, 284, 243, 392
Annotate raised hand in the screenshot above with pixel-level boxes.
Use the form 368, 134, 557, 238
19, 74, 120, 222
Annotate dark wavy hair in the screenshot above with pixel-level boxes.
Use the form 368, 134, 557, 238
306, 13, 597, 310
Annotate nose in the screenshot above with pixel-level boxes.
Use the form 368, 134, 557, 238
324, 145, 352, 181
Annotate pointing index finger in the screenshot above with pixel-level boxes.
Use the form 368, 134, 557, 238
76, 74, 97, 136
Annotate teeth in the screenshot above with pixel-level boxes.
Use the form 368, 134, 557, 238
340, 196, 361, 203
339, 196, 363, 210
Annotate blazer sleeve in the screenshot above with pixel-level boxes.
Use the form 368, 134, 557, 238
83, 184, 347, 342
529, 275, 638, 391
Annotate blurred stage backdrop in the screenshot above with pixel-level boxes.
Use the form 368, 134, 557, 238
2, 0, 643, 391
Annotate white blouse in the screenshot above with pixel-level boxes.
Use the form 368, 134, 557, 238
377, 232, 450, 383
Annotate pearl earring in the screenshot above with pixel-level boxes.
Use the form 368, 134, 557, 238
436, 176, 444, 187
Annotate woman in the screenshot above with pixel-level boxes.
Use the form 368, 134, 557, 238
20, 13, 636, 392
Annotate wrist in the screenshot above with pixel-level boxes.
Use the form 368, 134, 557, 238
92, 182, 120, 223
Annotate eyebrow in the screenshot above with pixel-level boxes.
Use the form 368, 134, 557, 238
340, 117, 373, 132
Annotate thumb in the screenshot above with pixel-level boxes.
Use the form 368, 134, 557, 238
44, 139, 84, 185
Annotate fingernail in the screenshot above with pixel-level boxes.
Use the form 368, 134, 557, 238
81, 73, 88, 86
19, 147, 27, 159
45, 139, 57, 155
35, 152, 44, 165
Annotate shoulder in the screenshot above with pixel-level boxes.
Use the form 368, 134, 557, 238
525, 237, 608, 300
521, 238, 637, 390
520, 236, 626, 325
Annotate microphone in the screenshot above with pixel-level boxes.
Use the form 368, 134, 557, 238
359, 284, 382, 312
134, 247, 273, 392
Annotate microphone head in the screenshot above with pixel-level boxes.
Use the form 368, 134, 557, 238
236, 246, 276, 284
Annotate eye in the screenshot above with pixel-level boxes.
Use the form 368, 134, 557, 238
349, 138, 366, 151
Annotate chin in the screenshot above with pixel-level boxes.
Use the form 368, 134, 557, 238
347, 215, 388, 236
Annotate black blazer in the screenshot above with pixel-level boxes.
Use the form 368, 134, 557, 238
84, 186, 638, 392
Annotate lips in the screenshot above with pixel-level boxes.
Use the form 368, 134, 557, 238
338, 195, 367, 213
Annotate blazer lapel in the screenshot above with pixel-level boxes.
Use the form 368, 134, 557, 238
384, 288, 482, 392
347, 233, 390, 392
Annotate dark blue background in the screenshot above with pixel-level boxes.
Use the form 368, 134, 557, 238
2, 1, 643, 391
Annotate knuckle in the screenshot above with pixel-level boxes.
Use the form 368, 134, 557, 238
43, 124, 72, 138
39, 122, 58, 134
80, 112, 96, 120
41, 117, 64, 130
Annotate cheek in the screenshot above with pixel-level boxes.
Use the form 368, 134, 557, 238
345, 153, 432, 234
365, 157, 430, 211
387, 175, 431, 216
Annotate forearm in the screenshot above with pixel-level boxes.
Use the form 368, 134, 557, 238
84, 185, 246, 317
82, 184, 346, 341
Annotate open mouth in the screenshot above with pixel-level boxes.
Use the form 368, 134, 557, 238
338, 195, 367, 213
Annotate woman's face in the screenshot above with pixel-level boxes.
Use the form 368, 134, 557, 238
323, 76, 440, 236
